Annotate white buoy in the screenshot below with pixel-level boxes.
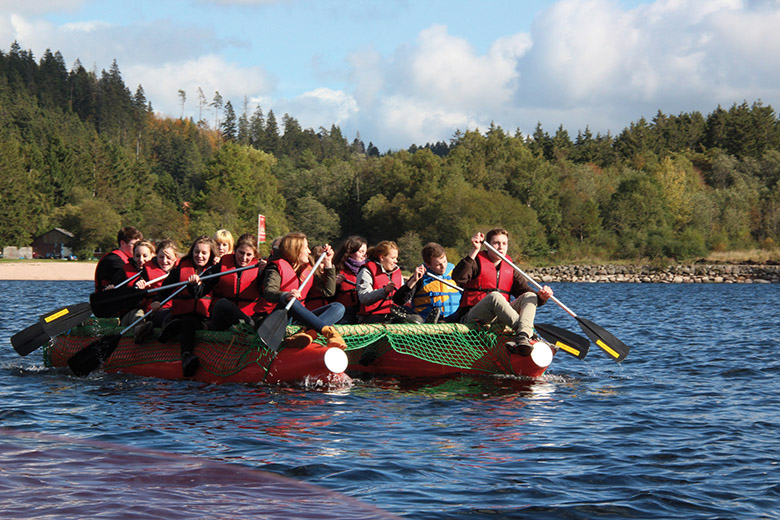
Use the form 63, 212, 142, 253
323, 347, 349, 374
530, 341, 554, 368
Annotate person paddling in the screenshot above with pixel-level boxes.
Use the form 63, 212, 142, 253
356, 241, 425, 324
451, 228, 553, 353
156, 235, 219, 377
94, 226, 143, 291
131, 239, 180, 343
332, 235, 367, 324
255, 232, 346, 349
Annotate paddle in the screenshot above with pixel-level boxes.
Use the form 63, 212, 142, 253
483, 241, 630, 362
68, 285, 188, 377
10, 271, 147, 356
423, 269, 589, 359
90, 264, 258, 318
534, 323, 589, 360
257, 251, 327, 352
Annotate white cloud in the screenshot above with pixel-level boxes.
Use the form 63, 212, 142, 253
4, 0, 780, 149
125, 55, 275, 121
0, 0, 84, 15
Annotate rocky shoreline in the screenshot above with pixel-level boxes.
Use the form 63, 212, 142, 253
525, 264, 780, 284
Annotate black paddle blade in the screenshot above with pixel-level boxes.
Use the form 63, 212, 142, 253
576, 316, 630, 362
67, 334, 122, 377
39, 302, 92, 337
11, 302, 93, 356
90, 287, 146, 318
256, 309, 288, 352
11, 322, 51, 356
535, 323, 590, 360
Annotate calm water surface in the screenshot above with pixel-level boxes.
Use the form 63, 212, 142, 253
1, 280, 779, 519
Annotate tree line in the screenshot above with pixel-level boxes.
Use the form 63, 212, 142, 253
2, 42, 780, 266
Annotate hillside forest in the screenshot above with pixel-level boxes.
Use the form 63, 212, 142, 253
2, 42, 780, 266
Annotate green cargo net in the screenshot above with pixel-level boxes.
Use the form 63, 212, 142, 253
321, 322, 515, 374
44, 319, 515, 376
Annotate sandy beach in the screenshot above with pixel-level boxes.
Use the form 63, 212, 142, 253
0, 261, 97, 281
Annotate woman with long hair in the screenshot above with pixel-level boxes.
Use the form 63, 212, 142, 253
331, 235, 367, 324
255, 232, 346, 349
356, 240, 425, 324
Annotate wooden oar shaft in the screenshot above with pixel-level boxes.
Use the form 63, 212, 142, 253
482, 242, 577, 319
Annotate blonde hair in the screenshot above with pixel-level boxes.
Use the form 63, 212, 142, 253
133, 240, 156, 255
213, 229, 234, 253
155, 239, 179, 257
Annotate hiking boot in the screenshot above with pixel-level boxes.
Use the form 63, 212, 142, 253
133, 321, 155, 344
321, 325, 347, 350
159, 319, 182, 343
425, 307, 442, 324
181, 351, 200, 377
506, 332, 533, 356
286, 329, 318, 349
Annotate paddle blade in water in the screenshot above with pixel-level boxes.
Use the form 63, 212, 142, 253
576, 316, 630, 362
535, 322, 590, 360
256, 309, 288, 352
39, 302, 92, 336
11, 322, 51, 356
67, 335, 122, 377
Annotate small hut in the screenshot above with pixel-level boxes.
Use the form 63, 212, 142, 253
32, 228, 75, 259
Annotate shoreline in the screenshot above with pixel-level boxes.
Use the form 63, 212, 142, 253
2, 260, 779, 283
0, 261, 97, 281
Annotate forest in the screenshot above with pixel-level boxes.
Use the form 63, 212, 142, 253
2, 41, 780, 267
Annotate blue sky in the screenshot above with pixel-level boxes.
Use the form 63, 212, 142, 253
2, 0, 780, 150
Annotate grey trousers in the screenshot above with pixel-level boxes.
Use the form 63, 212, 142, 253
463, 291, 538, 336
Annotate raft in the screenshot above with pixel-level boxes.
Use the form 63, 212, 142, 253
44, 320, 555, 385
335, 322, 555, 379
45, 319, 348, 386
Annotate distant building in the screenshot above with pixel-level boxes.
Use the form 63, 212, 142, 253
32, 228, 75, 259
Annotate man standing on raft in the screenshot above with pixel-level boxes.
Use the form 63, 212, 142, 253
451, 228, 553, 353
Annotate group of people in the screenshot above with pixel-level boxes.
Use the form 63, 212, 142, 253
94, 226, 553, 377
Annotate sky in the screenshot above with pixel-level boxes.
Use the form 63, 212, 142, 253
2, 0, 780, 151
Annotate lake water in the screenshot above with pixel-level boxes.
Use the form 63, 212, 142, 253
1, 280, 779, 519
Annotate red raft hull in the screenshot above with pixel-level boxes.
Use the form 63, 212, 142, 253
45, 320, 347, 386
338, 323, 556, 380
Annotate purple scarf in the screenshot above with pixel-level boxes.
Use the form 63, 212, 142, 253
344, 256, 366, 275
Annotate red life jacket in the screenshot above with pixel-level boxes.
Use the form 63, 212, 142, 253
358, 260, 403, 316
94, 248, 131, 291
460, 251, 514, 308
121, 260, 143, 280
255, 258, 313, 315
141, 258, 173, 312
212, 255, 261, 315
334, 269, 359, 308
304, 281, 329, 311
170, 258, 212, 317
